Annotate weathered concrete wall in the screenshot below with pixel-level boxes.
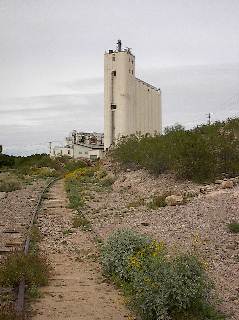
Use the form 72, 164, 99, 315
104, 48, 162, 150
52, 145, 103, 160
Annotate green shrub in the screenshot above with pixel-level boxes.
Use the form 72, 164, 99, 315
130, 254, 213, 320
111, 118, 239, 183
227, 221, 239, 233
0, 306, 20, 320
0, 153, 87, 177
0, 252, 50, 287
0, 154, 15, 168
66, 183, 85, 209
127, 198, 145, 208
31, 167, 57, 178
101, 229, 150, 281
72, 215, 91, 231
64, 167, 96, 210
64, 159, 87, 172
62, 229, 74, 236
148, 192, 170, 209
27, 284, 41, 299
101, 229, 224, 320
0, 174, 21, 192
99, 175, 115, 188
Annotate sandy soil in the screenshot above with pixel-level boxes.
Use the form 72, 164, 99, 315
31, 180, 132, 320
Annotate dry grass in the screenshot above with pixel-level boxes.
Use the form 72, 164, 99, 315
0, 251, 50, 287
0, 173, 21, 192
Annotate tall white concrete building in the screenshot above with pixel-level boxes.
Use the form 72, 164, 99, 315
104, 40, 162, 150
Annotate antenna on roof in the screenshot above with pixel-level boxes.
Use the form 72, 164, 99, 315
117, 39, 122, 52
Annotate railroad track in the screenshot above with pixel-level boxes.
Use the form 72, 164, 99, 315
0, 178, 59, 317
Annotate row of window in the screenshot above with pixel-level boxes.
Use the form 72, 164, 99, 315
112, 69, 133, 76
67, 150, 89, 155
112, 56, 134, 64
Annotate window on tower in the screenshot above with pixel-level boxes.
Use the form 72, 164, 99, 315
112, 70, 116, 76
112, 56, 115, 61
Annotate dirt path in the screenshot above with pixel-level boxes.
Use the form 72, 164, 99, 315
31, 180, 131, 320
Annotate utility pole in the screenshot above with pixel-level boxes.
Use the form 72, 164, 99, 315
207, 113, 212, 125
49, 141, 52, 155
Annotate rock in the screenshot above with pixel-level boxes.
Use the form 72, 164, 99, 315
233, 176, 239, 184
220, 180, 234, 189
0, 192, 6, 200
200, 185, 214, 194
215, 179, 223, 184
165, 195, 184, 206
141, 222, 150, 226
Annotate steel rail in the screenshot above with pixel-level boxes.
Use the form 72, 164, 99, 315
15, 177, 59, 315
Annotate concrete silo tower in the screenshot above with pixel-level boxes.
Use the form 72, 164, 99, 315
104, 40, 162, 150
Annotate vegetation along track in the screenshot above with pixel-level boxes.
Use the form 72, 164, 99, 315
0, 178, 58, 318
30, 179, 131, 320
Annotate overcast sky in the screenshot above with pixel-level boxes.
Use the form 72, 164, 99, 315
0, 0, 239, 155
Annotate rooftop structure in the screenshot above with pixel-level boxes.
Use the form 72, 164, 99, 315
51, 131, 104, 160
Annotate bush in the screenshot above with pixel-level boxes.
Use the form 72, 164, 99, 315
227, 221, 239, 233
111, 118, 239, 183
0, 252, 50, 287
0, 306, 20, 320
99, 175, 115, 188
148, 192, 171, 209
101, 229, 224, 320
0, 155, 15, 168
0, 153, 88, 178
101, 229, 150, 281
130, 254, 213, 320
72, 215, 91, 231
0, 174, 21, 192
31, 167, 57, 178
64, 159, 87, 172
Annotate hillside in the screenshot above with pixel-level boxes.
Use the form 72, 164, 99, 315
82, 165, 239, 319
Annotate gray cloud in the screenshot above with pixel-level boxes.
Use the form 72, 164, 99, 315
0, 92, 103, 154
0, 1, 239, 154
60, 77, 103, 93
139, 64, 239, 127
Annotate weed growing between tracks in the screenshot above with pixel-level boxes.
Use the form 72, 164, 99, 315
0, 306, 22, 320
101, 229, 225, 320
0, 252, 49, 288
0, 225, 50, 319
227, 221, 239, 233
65, 166, 115, 232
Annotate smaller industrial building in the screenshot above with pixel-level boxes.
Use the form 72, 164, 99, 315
51, 131, 104, 160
